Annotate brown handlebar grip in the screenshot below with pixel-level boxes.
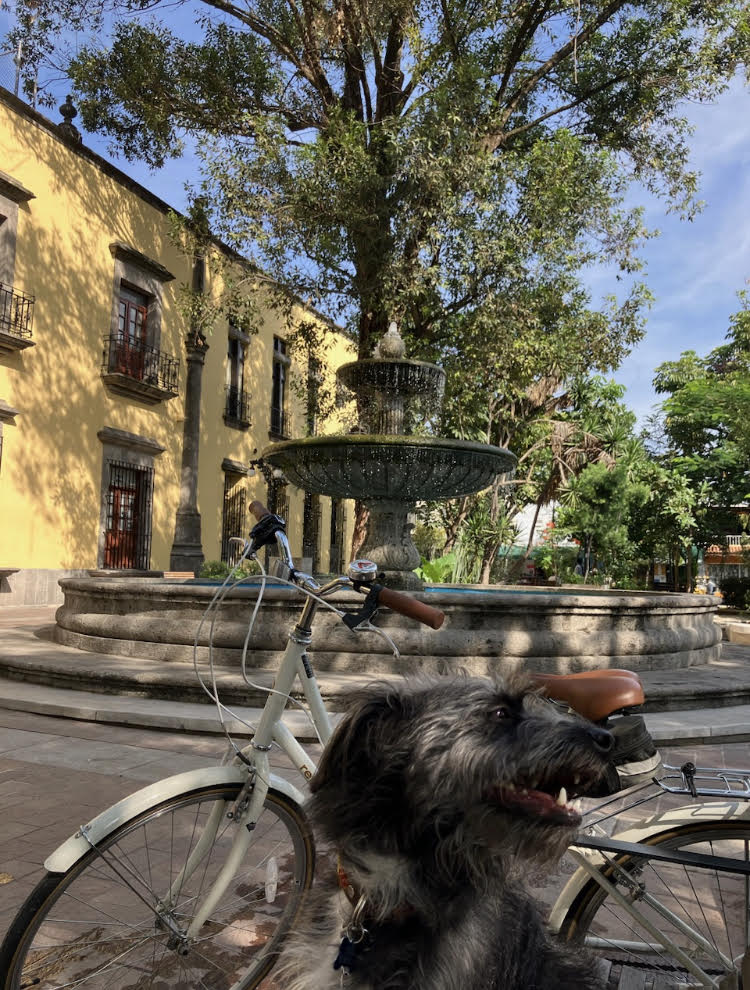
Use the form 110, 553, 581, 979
376, 587, 445, 630
249, 500, 272, 521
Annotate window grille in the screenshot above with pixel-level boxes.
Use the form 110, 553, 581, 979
102, 334, 180, 394
221, 476, 247, 564
0, 282, 34, 339
103, 460, 153, 569
302, 492, 322, 571
270, 336, 290, 436
224, 385, 251, 426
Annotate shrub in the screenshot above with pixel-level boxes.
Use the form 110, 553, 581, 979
715, 576, 750, 608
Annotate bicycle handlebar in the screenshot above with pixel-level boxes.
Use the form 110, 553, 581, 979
374, 586, 445, 630
248, 498, 445, 629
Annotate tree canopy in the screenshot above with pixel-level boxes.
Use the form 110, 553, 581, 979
10, 0, 748, 366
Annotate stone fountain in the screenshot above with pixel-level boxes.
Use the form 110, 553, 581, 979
261, 323, 517, 588
52, 329, 722, 683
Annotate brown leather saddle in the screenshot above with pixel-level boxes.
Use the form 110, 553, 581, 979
532, 669, 644, 723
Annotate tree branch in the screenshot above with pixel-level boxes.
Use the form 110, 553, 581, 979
491, 0, 630, 142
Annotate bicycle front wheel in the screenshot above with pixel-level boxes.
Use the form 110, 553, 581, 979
0, 783, 314, 990
557, 820, 750, 988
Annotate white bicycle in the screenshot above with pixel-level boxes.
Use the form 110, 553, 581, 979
1, 502, 749, 989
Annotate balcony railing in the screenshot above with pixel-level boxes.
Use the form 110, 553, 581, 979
270, 406, 290, 438
0, 283, 35, 349
102, 334, 180, 402
224, 385, 251, 428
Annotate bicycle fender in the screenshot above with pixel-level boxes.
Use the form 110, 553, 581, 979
44, 766, 306, 874
548, 800, 750, 933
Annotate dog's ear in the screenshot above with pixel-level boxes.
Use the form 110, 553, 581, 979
310, 683, 412, 796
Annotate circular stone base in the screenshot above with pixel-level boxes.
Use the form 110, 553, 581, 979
55, 578, 722, 676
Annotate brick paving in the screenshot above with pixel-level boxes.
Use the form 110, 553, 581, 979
0, 707, 321, 939
0, 704, 746, 941
1, 605, 749, 987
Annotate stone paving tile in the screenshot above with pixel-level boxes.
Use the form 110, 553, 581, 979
0, 704, 746, 964
0, 727, 62, 753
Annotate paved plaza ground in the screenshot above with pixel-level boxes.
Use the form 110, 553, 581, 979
1, 703, 748, 943
1, 603, 749, 989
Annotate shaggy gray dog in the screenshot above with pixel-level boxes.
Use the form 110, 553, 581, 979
279, 675, 613, 990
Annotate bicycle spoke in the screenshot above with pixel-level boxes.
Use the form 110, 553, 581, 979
3, 786, 311, 990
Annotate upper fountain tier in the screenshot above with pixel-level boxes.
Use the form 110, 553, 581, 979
337, 322, 446, 434
262, 323, 516, 503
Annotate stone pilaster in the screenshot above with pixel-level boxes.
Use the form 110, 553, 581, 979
169, 255, 209, 575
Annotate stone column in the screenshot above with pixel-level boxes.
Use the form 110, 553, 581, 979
169, 255, 209, 575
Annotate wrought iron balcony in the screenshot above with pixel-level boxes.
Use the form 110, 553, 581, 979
0, 282, 35, 352
270, 405, 290, 438
101, 334, 180, 405
224, 385, 251, 429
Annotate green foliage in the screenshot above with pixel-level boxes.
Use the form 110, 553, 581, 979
415, 553, 456, 584
412, 523, 447, 561
650, 292, 750, 546
199, 559, 261, 580
9, 0, 748, 366
557, 461, 650, 582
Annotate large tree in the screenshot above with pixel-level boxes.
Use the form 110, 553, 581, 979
649, 293, 750, 551
10, 0, 747, 367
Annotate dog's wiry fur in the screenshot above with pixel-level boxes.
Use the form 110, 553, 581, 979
279, 674, 612, 990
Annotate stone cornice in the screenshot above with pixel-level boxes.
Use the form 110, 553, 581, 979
221, 458, 249, 476
109, 241, 175, 282
0, 399, 20, 423
97, 426, 166, 456
0, 169, 35, 204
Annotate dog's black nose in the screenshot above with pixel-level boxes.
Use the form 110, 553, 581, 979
587, 726, 615, 754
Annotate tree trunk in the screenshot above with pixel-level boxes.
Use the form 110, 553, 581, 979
350, 501, 370, 560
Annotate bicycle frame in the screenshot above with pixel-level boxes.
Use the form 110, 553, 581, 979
550, 789, 750, 989
181, 614, 333, 938
38, 504, 750, 987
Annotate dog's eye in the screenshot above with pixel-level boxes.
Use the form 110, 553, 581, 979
491, 706, 511, 721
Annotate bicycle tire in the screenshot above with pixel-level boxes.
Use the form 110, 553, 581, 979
0, 783, 314, 990
557, 820, 750, 988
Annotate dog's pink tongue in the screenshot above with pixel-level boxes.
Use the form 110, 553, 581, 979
497, 787, 580, 826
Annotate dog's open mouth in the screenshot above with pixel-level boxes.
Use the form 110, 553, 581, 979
492, 781, 585, 827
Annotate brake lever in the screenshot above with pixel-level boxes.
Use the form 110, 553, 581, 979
341, 581, 380, 631
341, 579, 383, 630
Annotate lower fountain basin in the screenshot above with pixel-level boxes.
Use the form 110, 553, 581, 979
54, 578, 721, 677
262, 435, 516, 500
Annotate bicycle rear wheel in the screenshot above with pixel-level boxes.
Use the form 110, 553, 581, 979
0, 783, 314, 990
557, 820, 750, 988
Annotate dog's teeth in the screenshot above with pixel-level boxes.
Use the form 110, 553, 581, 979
574, 775, 581, 785
556, 787, 567, 807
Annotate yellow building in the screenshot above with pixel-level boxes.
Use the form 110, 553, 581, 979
0, 87, 354, 604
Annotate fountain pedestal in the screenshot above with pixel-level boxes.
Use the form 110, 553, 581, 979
360, 500, 422, 589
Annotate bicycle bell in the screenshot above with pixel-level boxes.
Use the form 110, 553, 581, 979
348, 559, 378, 583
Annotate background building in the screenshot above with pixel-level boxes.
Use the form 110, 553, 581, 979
0, 88, 354, 604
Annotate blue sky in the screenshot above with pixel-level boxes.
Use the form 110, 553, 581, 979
2, 9, 747, 428
605, 76, 750, 426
